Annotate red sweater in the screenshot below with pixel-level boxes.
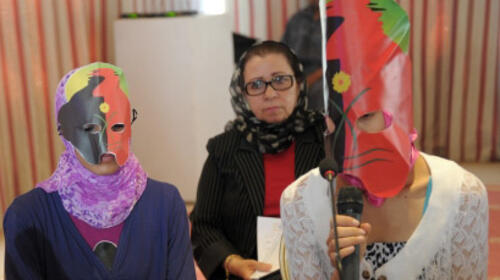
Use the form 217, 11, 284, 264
70, 215, 123, 250
263, 142, 296, 217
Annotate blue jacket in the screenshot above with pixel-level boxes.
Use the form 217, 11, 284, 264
4, 178, 196, 280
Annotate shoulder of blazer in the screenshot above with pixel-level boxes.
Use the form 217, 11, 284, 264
206, 128, 253, 157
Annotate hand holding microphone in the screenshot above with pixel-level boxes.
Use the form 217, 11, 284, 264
326, 215, 370, 263
328, 188, 372, 280
319, 159, 371, 280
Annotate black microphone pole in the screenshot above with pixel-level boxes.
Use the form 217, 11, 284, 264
319, 159, 343, 279
337, 187, 364, 280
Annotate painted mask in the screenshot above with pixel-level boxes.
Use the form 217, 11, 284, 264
324, 0, 416, 198
58, 62, 132, 166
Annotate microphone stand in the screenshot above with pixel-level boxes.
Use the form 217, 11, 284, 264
326, 171, 343, 279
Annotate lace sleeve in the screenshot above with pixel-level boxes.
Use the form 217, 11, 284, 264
450, 171, 489, 279
281, 175, 330, 280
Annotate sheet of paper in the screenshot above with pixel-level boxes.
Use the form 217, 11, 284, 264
250, 216, 282, 279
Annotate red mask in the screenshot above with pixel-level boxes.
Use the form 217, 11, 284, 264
324, 0, 416, 198
91, 68, 131, 165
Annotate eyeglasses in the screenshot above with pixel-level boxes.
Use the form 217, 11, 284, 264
244, 74, 295, 96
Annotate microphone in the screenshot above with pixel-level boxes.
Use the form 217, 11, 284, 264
337, 186, 364, 280
318, 159, 343, 277
319, 158, 338, 181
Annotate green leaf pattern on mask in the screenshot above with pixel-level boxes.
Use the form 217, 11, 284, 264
368, 0, 410, 53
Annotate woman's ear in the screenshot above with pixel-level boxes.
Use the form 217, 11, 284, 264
131, 108, 138, 124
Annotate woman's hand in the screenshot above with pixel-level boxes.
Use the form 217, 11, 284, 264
227, 255, 272, 280
326, 215, 371, 277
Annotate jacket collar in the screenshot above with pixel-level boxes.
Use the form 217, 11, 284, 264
234, 126, 324, 216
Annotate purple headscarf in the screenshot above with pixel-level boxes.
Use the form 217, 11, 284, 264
38, 64, 147, 229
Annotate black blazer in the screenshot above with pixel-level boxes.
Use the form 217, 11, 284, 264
190, 125, 325, 279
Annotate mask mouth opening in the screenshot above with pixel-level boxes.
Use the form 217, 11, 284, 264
355, 110, 393, 133
100, 152, 117, 164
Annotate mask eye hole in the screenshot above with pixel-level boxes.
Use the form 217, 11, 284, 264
111, 123, 125, 133
356, 111, 386, 133
83, 123, 102, 134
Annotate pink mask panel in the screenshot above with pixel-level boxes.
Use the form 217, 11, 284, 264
325, 0, 415, 198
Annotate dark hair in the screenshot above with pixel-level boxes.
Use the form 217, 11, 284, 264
238, 41, 305, 88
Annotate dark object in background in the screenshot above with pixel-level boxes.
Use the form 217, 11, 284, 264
233, 33, 257, 63
120, 11, 198, 18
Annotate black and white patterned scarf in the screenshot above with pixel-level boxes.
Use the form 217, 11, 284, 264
226, 43, 324, 154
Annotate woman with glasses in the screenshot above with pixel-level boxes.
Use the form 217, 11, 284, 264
190, 41, 326, 279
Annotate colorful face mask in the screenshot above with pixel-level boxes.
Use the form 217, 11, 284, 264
58, 63, 131, 166
38, 62, 147, 228
324, 0, 417, 199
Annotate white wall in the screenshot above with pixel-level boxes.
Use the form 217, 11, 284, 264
115, 14, 234, 201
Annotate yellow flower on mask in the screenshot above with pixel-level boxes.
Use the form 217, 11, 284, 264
99, 102, 110, 113
332, 71, 351, 93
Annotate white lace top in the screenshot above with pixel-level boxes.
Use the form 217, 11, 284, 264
280, 153, 489, 280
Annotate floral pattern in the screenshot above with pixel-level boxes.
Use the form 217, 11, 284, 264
331, 71, 351, 93
99, 102, 110, 113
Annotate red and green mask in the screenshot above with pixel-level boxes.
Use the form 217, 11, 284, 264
324, 0, 417, 198
57, 62, 132, 166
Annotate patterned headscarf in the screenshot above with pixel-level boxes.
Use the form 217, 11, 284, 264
38, 63, 147, 229
227, 41, 324, 154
